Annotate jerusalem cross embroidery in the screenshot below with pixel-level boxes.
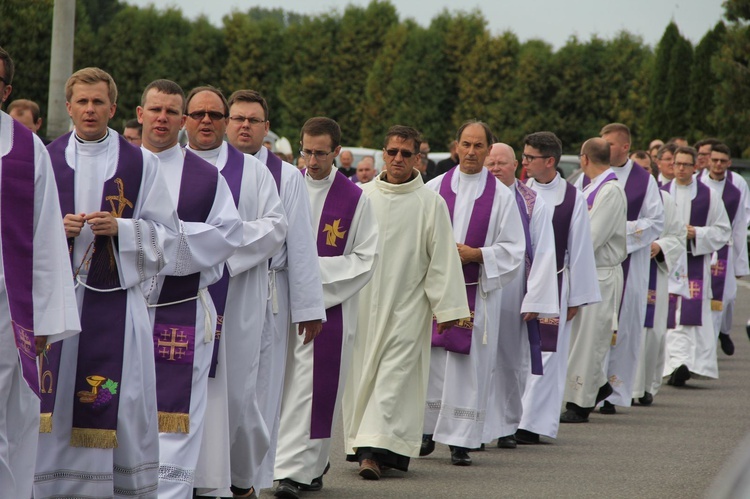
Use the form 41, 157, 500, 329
711, 260, 725, 277
154, 325, 195, 365
323, 219, 347, 247
688, 280, 703, 299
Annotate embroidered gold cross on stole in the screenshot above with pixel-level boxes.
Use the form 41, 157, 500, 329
711, 260, 725, 277
688, 280, 702, 299
158, 327, 190, 361
323, 219, 347, 247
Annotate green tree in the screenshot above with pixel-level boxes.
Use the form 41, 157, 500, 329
663, 35, 693, 137
690, 22, 726, 138
646, 22, 680, 139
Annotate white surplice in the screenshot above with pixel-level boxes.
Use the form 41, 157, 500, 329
565, 169, 627, 409
422, 168, 524, 449
520, 173, 599, 438
144, 144, 243, 498
190, 143, 287, 496
664, 180, 731, 379
585, 160, 664, 407
35, 130, 180, 499
701, 174, 749, 338
274, 167, 378, 485
253, 147, 325, 491
343, 171, 469, 461
483, 181, 559, 443
633, 191, 685, 399
0, 112, 80, 499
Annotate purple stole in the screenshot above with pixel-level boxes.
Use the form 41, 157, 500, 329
47, 132, 142, 448
664, 180, 711, 325
153, 150, 218, 433
310, 171, 362, 439
1, 120, 38, 396
265, 150, 283, 194
585, 172, 618, 210
538, 182, 576, 352
515, 181, 543, 375
710, 179, 741, 311
207, 144, 244, 378
644, 190, 665, 328
431, 168, 496, 355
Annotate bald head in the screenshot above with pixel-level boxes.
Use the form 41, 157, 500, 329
485, 143, 518, 187
580, 138, 611, 180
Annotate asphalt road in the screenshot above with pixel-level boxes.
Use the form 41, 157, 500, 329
261, 283, 750, 499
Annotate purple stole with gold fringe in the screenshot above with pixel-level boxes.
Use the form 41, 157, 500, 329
431, 167, 496, 355
207, 144, 244, 378
46, 132, 142, 448
310, 171, 361, 439
153, 150, 218, 433
709, 179, 741, 311
1, 120, 38, 396
514, 181, 543, 375
538, 182, 576, 352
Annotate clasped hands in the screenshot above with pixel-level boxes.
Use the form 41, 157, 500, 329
64, 212, 119, 238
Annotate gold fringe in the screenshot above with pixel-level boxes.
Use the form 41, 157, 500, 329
158, 412, 190, 434
70, 428, 118, 448
611, 332, 618, 346
39, 413, 52, 433
711, 300, 723, 311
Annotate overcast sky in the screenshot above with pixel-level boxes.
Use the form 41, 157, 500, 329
125, 0, 725, 49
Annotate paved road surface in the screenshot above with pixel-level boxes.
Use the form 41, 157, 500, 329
261, 284, 750, 498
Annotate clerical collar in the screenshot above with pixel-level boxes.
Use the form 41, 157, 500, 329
383, 170, 418, 184
534, 172, 561, 187
612, 159, 629, 169
188, 145, 221, 163
708, 173, 726, 182
74, 130, 109, 144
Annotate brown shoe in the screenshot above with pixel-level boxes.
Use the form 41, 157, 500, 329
358, 459, 381, 480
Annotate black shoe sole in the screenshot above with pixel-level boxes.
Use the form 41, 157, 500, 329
670, 364, 691, 387
719, 334, 735, 356
274, 484, 300, 499
599, 403, 616, 415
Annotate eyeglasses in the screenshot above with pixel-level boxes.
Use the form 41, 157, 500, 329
229, 115, 266, 126
710, 158, 730, 164
384, 148, 415, 158
674, 162, 694, 169
299, 149, 333, 161
186, 110, 227, 121
522, 153, 550, 162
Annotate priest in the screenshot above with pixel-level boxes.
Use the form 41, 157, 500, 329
35, 68, 181, 498
481, 142, 558, 448
136, 79, 243, 497
0, 47, 80, 499
422, 123, 525, 466
343, 125, 469, 480
184, 86, 287, 499
274, 117, 378, 498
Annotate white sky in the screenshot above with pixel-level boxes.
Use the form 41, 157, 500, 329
125, 0, 726, 49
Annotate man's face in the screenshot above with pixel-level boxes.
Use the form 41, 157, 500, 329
123, 127, 142, 146
673, 152, 695, 185
0, 62, 11, 104
631, 153, 652, 174
9, 108, 41, 133
657, 151, 675, 180
301, 133, 340, 180
601, 131, 630, 167
136, 89, 185, 153
356, 160, 375, 183
484, 144, 517, 187
185, 90, 227, 151
709, 151, 731, 180
66, 81, 116, 141
696, 144, 712, 170
382, 136, 419, 185
340, 150, 354, 168
457, 124, 491, 175
226, 101, 269, 155
522, 145, 554, 182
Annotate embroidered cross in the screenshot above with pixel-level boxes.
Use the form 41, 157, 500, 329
323, 219, 346, 247
106, 178, 134, 218
689, 280, 702, 299
158, 328, 189, 361
711, 260, 726, 277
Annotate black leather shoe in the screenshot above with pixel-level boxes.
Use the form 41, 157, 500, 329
450, 447, 472, 466
669, 364, 691, 387
274, 480, 300, 499
719, 333, 735, 356
638, 392, 653, 406
497, 435, 517, 449
515, 429, 540, 444
595, 382, 613, 405
746, 320, 750, 341
299, 477, 322, 492
470, 443, 485, 451
599, 401, 616, 414
560, 409, 589, 423
420, 434, 435, 456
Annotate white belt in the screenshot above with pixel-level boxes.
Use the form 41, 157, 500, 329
146, 288, 213, 344
268, 267, 288, 314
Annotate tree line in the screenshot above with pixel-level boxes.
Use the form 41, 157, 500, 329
1, 0, 749, 156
